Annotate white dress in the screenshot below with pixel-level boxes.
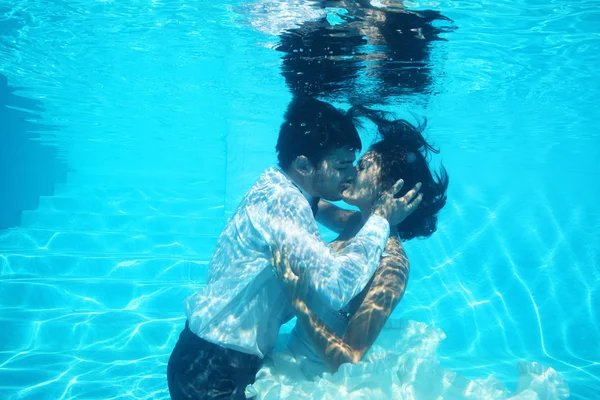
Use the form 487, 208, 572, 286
246, 318, 569, 400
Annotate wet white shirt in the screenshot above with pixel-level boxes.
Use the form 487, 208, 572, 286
185, 167, 390, 357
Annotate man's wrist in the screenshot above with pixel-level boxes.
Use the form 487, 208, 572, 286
372, 207, 389, 221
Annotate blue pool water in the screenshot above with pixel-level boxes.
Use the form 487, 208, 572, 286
0, 0, 598, 399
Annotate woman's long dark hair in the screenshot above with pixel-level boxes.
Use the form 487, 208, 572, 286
349, 106, 449, 240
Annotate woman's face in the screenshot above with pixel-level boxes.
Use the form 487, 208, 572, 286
342, 151, 384, 209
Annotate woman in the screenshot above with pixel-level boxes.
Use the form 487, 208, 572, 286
247, 108, 569, 399
279, 105, 448, 376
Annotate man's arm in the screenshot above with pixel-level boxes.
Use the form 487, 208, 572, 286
315, 200, 358, 234
253, 189, 390, 310
252, 179, 420, 310
273, 236, 410, 371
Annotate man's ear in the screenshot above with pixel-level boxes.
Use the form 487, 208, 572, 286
291, 156, 314, 177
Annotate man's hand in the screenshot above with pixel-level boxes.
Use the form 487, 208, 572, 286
372, 180, 422, 226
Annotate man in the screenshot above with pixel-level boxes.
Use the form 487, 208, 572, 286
167, 97, 421, 399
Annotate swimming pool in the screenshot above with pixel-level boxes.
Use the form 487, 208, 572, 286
0, 0, 598, 399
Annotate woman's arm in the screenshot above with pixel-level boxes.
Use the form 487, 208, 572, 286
272, 235, 410, 372
315, 200, 359, 233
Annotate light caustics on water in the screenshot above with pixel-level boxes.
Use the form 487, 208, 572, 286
1, 0, 599, 399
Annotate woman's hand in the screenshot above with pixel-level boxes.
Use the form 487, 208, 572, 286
270, 245, 310, 308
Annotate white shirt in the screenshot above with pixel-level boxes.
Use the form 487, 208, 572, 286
185, 167, 390, 357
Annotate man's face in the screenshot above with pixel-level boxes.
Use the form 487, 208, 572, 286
311, 146, 357, 201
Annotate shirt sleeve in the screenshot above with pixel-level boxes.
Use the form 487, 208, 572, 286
249, 186, 390, 310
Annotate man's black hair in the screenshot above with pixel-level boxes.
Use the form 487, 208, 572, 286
277, 97, 362, 169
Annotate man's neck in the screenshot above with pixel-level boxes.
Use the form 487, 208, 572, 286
279, 167, 318, 203
281, 168, 315, 199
